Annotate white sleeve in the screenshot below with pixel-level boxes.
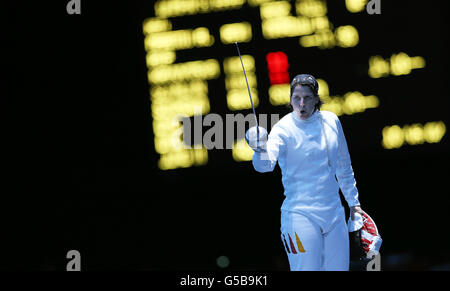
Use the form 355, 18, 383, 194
334, 117, 360, 207
252, 125, 287, 173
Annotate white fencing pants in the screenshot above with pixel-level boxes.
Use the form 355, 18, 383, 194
280, 210, 349, 271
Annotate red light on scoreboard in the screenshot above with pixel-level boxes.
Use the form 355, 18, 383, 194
266, 51, 290, 85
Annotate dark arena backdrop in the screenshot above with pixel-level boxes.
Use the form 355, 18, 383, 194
2, 0, 450, 271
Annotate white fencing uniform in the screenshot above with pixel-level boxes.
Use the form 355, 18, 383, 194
252, 110, 360, 271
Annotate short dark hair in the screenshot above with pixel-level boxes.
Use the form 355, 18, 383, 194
288, 74, 323, 111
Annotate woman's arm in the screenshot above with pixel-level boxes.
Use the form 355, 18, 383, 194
334, 117, 360, 207
252, 125, 287, 173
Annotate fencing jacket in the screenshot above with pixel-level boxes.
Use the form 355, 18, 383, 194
252, 110, 360, 233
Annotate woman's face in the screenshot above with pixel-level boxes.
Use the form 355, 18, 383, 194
290, 85, 318, 120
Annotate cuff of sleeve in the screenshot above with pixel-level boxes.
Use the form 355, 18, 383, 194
348, 201, 360, 207
254, 150, 270, 161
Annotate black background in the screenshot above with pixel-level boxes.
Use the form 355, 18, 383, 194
2, 0, 450, 270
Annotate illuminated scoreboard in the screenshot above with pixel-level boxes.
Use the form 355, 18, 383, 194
142, 0, 447, 170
